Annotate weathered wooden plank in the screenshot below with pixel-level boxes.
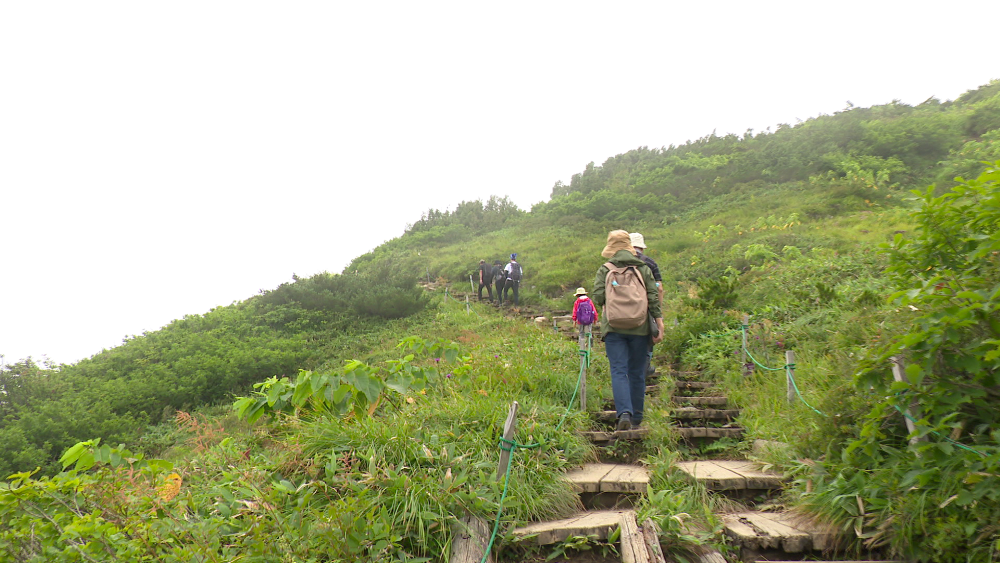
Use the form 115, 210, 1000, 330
743, 512, 810, 552
700, 409, 740, 420
578, 428, 651, 443
768, 512, 837, 551
641, 519, 667, 563
450, 515, 493, 563
671, 408, 739, 420
602, 464, 650, 493
676, 427, 743, 439
675, 381, 714, 390
674, 461, 782, 490
721, 460, 784, 489
674, 461, 746, 490
677, 396, 728, 406
722, 514, 774, 550
722, 511, 812, 552
565, 464, 616, 493
594, 410, 619, 423
620, 511, 650, 563
689, 546, 727, 563
671, 407, 705, 420
513, 510, 624, 545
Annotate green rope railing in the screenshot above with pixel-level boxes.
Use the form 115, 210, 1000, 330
741, 324, 827, 416
784, 362, 827, 417
740, 322, 990, 454
891, 402, 987, 457
443, 287, 482, 317
740, 324, 785, 372
478, 325, 593, 562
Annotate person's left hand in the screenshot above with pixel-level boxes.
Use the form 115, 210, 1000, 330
652, 318, 665, 344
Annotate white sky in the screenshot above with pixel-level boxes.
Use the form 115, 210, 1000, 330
2, 1, 997, 365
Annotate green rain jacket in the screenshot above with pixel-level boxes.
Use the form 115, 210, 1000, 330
592, 249, 662, 337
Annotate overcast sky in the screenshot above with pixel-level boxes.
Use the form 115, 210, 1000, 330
2, 1, 997, 366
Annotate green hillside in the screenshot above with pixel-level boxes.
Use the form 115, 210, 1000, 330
2, 79, 999, 562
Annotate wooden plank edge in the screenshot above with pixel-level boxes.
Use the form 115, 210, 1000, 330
620, 511, 650, 563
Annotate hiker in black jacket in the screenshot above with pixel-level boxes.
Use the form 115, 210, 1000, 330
492, 260, 506, 305
476, 260, 494, 302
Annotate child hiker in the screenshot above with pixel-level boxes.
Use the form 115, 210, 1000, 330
572, 287, 598, 347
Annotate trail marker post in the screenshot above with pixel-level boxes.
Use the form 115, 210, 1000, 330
785, 350, 796, 405
891, 356, 927, 445
496, 401, 520, 482
742, 315, 751, 377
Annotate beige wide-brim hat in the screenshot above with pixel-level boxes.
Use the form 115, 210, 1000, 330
574, 287, 588, 296
601, 229, 635, 258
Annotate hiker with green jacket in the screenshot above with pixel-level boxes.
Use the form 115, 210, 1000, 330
593, 230, 664, 431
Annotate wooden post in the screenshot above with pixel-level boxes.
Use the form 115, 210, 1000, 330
553, 317, 558, 333
741, 315, 750, 376
466, 295, 470, 315
469, 274, 475, 294
891, 356, 926, 445
450, 515, 494, 563
785, 350, 796, 405
496, 401, 520, 482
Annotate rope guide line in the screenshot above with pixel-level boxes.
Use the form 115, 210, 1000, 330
480, 326, 592, 563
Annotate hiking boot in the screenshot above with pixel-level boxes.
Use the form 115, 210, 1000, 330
616, 413, 632, 432
646, 363, 656, 376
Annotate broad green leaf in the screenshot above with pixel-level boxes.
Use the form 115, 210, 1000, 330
344, 371, 383, 403
75, 451, 95, 472
60, 442, 87, 469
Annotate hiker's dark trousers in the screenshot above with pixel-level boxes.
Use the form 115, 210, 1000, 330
478, 282, 493, 302
502, 279, 519, 306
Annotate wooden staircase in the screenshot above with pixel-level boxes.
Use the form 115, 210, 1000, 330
670, 372, 888, 562
461, 307, 887, 562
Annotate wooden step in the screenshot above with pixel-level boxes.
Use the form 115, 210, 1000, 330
671, 407, 739, 421
675, 396, 728, 407
674, 460, 783, 491
721, 510, 837, 553
579, 428, 650, 444
593, 408, 738, 422
675, 381, 714, 390
676, 427, 743, 439
512, 509, 628, 545
565, 463, 650, 494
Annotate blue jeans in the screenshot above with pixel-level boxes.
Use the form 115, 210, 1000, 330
604, 332, 648, 424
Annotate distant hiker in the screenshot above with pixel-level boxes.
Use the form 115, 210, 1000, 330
492, 260, 506, 304
631, 232, 663, 376
572, 287, 598, 326
476, 259, 494, 302
593, 230, 663, 432
501, 253, 523, 306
